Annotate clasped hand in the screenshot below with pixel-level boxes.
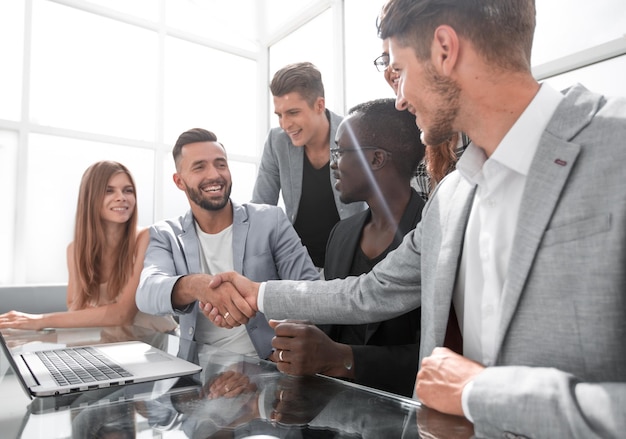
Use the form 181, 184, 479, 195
198, 272, 260, 328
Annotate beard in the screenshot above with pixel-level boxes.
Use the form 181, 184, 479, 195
185, 180, 231, 212
420, 64, 461, 147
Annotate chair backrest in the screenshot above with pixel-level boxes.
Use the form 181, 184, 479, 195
0, 285, 67, 314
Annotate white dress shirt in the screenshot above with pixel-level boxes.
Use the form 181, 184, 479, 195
456, 83, 563, 419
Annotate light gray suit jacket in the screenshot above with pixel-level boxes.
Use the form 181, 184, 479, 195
261, 84, 626, 438
137, 201, 319, 359
251, 109, 366, 224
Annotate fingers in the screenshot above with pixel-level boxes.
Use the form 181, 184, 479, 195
200, 302, 236, 329
203, 370, 257, 399
269, 319, 312, 329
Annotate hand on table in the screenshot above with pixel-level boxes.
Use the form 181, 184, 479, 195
416, 347, 485, 417
0, 311, 45, 330
269, 320, 354, 378
201, 369, 258, 400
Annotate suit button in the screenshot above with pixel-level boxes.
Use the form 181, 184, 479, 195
188, 327, 194, 336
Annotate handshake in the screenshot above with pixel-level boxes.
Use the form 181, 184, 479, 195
173, 271, 261, 329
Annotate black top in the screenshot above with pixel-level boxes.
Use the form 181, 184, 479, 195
321, 189, 425, 397
293, 154, 340, 267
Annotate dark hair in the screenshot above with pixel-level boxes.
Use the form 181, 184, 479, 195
270, 62, 325, 107
173, 128, 223, 169
378, 0, 535, 72
348, 98, 424, 180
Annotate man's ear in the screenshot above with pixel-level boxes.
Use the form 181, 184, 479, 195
431, 25, 459, 76
173, 173, 185, 191
314, 96, 326, 113
370, 150, 388, 170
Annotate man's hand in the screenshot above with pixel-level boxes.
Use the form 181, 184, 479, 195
201, 369, 258, 400
174, 273, 255, 326
415, 347, 485, 417
269, 320, 354, 378
201, 272, 260, 328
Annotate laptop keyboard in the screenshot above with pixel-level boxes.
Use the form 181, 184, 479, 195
36, 346, 132, 386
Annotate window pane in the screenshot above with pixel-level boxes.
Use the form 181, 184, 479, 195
269, 9, 337, 124
0, 1, 24, 121
533, 0, 626, 65
541, 55, 626, 98
344, 0, 395, 109
163, 37, 258, 158
0, 131, 18, 285
29, 0, 158, 140
162, 154, 190, 221
263, 0, 326, 36
165, 0, 259, 52
87, 0, 159, 22
229, 160, 258, 205
23, 134, 155, 284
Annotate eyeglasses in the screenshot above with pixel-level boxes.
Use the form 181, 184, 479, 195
373, 53, 390, 72
330, 147, 391, 163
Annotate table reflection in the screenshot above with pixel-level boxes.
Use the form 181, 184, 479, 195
2, 327, 474, 438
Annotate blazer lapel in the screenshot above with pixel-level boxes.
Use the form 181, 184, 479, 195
231, 203, 247, 273
493, 85, 599, 359
179, 211, 202, 274
431, 178, 476, 346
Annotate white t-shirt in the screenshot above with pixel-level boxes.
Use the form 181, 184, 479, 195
194, 222, 257, 358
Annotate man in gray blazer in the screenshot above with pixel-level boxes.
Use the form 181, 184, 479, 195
202, 0, 626, 437
252, 62, 365, 268
136, 128, 319, 361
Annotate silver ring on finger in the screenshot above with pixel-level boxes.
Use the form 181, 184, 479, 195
278, 349, 284, 362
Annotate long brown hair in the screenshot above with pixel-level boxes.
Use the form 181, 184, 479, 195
72, 161, 138, 308
425, 133, 460, 190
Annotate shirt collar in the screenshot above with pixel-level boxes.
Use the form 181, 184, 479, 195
458, 83, 564, 182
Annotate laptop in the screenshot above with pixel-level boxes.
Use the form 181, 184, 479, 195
0, 330, 201, 398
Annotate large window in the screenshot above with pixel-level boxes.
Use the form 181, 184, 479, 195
1, 0, 264, 285
1, 0, 624, 286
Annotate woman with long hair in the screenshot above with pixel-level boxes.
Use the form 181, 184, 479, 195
0, 161, 177, 332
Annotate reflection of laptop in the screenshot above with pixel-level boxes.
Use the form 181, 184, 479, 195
0, 331, 201, 398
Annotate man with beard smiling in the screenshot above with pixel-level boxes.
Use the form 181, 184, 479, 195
136, 128, 319, 362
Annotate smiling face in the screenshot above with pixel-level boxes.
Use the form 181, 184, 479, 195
331, 116, 374, 204
389, 38, 461, 146
100, 172, 136, 225
173, 141, 232, 212
273, 92, 326, 147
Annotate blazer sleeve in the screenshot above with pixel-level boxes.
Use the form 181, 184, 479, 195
251, 130, 281, 205
263, 224, 423, 325
137, 225, 188, 316
468, 366, 626, 439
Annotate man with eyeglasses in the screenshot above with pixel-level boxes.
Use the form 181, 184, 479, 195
252, 62, 365, 271
267, 98, 425, 397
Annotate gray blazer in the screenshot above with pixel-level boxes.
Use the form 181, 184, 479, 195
137, 201, 319, 359
251, 109, 366, 223
261, 84, 626, 438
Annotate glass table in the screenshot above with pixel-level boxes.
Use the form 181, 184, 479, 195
0, 326, 474, 438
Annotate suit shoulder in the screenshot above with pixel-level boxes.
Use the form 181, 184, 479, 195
241, 202, 286, 218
